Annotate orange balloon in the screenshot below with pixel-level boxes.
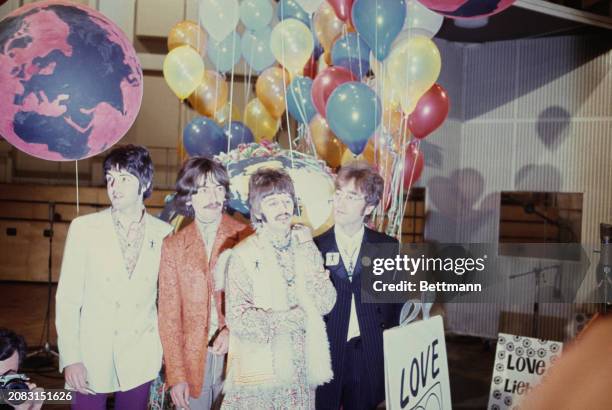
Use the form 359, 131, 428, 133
313, 2, 345, 53
255, 67, 291, 118
188, 70, 228, 117
244, 98, 280, 142
309, 115, 345, 168
213, 102, 241, 125
382, 107, 410, 151
168, 20, 207, 55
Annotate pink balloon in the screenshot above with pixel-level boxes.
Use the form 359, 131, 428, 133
403, 142, 424, 188
327, 0, 354, 23
311, 66, 356, 117
408, 84, 450, 139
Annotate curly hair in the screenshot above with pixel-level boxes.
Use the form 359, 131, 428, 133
0, 328, 27, 367
174, 156, 230, 217
103, 145, 154, 199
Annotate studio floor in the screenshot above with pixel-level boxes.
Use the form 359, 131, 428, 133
0, 282, 495, 409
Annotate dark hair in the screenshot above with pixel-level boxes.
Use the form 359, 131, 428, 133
336, 161, 384, 208
174, 157, 231, 217
0, 328, 27, 368
248, 168, 297, 225
103, 145, 154, 199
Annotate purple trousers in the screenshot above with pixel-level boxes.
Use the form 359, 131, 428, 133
71, 381, 152, 410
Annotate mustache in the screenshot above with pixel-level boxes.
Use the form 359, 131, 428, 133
275, 213, 292, 221
204, 202, 222, 209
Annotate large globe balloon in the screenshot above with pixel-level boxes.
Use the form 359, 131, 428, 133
417, 0, 516, 19
0, 1, 143, 160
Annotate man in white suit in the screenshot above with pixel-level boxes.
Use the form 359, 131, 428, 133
55, 145, 172, 410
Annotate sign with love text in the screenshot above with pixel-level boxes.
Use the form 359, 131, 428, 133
488, 333, 563, 410
383, 315, 452, 410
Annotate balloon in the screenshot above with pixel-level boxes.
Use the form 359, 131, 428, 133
418, 0, 516, 19
244, 98, 281, 141
241, 28, 275, 72
199, 0, 240, 42
240, 0, 273, 30
270, 19, 314, 74
383, 107, 410, 150
403, 0, 444, 37
287, 76, 317, 124
207, 31, 240, 72
326, 82, 381, 155
352, 0, 406, 61
408, 84, 450, 139
331, 32, 370, 79
277, 0, 310, 25
312, 1, 344, 53
183, 116, 228, 157
311, 66, 356, 117
228, 121, 255, 148
163, 45, 205, 100
188, 70, 228, 117
309, 115, 345, 168
327, 0, 354, 23
256, 67, 291, 118
385, 35, 441, 113
168, 21, 207, 55
403, 142, 424, 188
303, 53, 318, 79
214, 102, 241, 125
297, 0, 324, 13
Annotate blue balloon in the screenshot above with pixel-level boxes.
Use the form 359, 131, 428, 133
241, 28, 275, 72
326, 82, 381, 155
240, 0, 273, 30
352, 0, 406, 61
287, 76, 316, 124
183, 116, 228, 158
228, 121, 255, 149
277, 0, 310, 25
207, 32, 241, 72
331, 33, 371, 79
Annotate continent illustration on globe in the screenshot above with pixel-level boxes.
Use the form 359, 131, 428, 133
0, 1, 143, 160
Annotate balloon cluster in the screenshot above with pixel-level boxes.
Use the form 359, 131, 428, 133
161, 0, 514, 235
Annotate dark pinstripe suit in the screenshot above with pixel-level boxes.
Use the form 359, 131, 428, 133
314, 226, 402, 410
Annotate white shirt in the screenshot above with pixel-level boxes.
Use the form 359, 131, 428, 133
335, 225, 365, 341
197, 219, 221, 343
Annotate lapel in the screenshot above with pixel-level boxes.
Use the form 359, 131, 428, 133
318, 226, 349, 282
100, 209, 129, 283
351, 227, 373, 281
208, 214, 237, 269
182, 222, 208, 276
129, 213, 166, 281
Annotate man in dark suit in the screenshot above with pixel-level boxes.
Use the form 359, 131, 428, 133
315, 161, 402, 410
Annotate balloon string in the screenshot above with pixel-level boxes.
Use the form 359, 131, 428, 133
227, 31, 238, 153
75, 160, 80, 215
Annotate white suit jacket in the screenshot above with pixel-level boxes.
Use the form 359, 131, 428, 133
55, 208, 172, 393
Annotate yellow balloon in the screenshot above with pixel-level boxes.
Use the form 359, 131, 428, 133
256, 67, 291, 118
313, 2, 344, 53
168, 20, 207, 55
385, 35, 441, 113
188, 70, 228, 116
309, 115, 345, 168
163, 45, 205, 100
244, 98, 280, 142
270, 19, 314, 74
213, 102, 241, 126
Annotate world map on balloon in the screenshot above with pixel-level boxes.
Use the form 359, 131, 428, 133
0, 1, 143, 161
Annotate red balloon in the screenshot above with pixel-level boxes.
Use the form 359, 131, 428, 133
327, 0, 354, 23
312, 66, 356, 117
303, 53, 318, 79
408, 84, 450, 139
403, 142, 424, 188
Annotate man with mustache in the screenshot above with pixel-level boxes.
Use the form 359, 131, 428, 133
222, 168, 336, 409
56, 145, 173, 409
158, 157, 252, 410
